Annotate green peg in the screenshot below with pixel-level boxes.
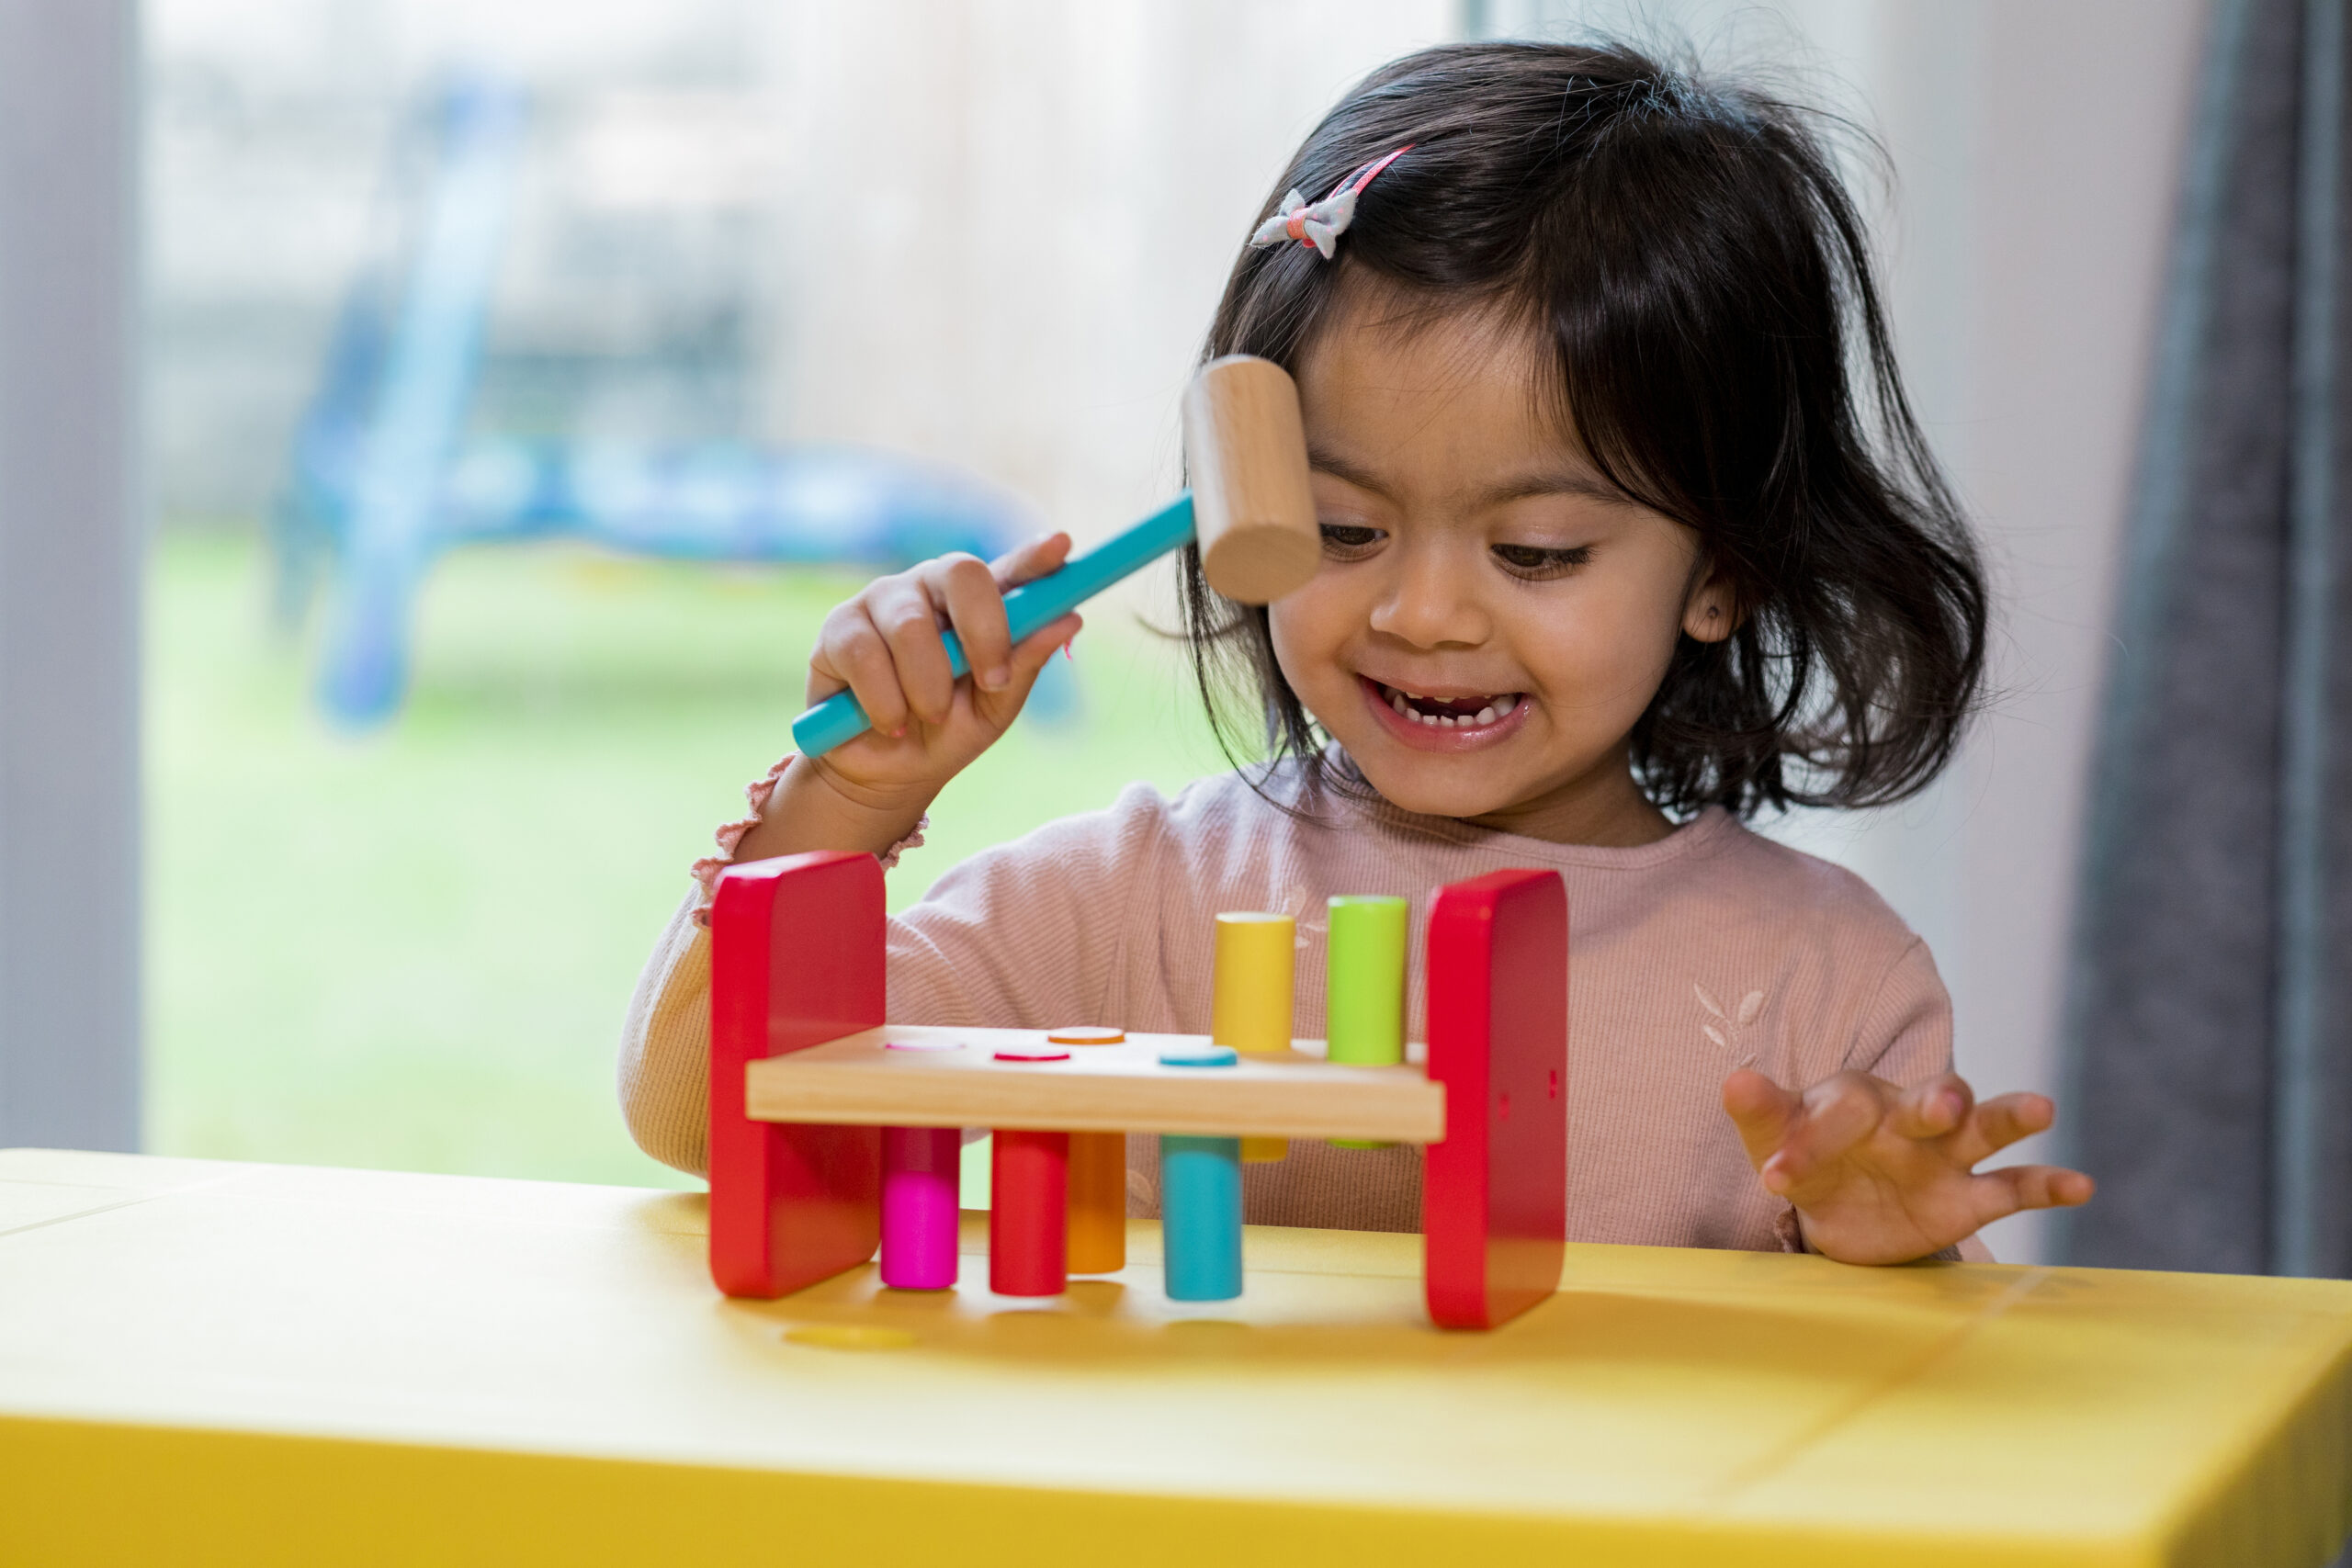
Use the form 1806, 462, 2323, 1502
1327, 895, 1408, 1066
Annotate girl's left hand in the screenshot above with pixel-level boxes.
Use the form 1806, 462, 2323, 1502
1721, 1069, 2096, 1264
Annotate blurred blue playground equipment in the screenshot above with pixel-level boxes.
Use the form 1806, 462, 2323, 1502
277, 76, 1030, 727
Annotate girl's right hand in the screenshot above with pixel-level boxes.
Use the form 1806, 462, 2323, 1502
800, 532, 1081, 816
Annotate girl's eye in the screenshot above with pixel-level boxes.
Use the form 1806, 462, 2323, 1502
1318, 523, 1384, 556
1492, 542, 1592, 580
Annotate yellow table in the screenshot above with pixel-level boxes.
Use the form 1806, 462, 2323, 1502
1, 1149, 2347, 1567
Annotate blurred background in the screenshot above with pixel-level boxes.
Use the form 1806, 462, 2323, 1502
143, 0, 1487, 1193
61, 0, 2201, 1257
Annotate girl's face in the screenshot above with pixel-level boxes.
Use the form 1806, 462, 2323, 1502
1272, 299, 1734, 841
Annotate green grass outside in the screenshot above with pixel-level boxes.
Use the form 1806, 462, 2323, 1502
146, 531, 1227, 1189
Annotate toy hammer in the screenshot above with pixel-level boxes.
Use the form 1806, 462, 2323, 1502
789, 355, 1320, 758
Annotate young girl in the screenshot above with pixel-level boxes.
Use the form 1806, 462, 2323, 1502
620, 39, 2093, 1265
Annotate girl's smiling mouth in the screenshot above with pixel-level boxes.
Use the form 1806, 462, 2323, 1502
1358, 675, 1531, 750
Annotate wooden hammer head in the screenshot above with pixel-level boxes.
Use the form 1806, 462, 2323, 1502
1182, 355, 1319, 604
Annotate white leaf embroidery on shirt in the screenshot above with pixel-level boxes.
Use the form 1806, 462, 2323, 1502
1699, 981, 1767, 1069
1272, 881, 1323, 945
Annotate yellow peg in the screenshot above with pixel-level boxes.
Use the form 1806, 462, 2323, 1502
1212, 910, 1296, 1162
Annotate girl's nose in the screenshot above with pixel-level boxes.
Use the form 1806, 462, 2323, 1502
1369, 548, 1490, 649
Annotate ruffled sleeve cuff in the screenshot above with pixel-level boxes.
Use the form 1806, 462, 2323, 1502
688, 753, 928, 927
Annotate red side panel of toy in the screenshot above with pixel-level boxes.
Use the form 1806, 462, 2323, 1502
708, 852, 884, 1298
1423, 868, 1567, 1330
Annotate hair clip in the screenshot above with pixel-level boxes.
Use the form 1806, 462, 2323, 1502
1248, 145, 1411, 261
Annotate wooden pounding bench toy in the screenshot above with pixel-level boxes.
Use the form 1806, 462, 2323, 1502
709, 854, 1567, 1328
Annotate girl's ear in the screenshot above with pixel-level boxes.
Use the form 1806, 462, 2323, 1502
1682, 563, 1740, 644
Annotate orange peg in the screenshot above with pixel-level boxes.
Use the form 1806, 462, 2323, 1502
1067, 1131, 1127, 1274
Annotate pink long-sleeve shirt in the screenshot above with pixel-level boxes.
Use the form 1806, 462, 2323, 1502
620, 763, 1971, 1256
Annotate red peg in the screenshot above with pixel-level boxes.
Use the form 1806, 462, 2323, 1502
989, 1130, 1069, 1296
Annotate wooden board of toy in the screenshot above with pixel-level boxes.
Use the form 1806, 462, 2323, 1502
742, 1025, 1445, 1141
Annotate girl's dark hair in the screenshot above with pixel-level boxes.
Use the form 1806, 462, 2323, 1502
1180, 38, 1985, 818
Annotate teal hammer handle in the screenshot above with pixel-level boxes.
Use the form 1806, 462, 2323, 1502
789, 492, 1198, 758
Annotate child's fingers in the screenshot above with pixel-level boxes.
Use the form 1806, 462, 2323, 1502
866, 573, 961, 725
1950, 1092, 2057, 1168
970, 613, 1081, 732
1761, 1072, 1886, 1196
1887, 1073, 1972, 1141
1009, 613, 1081, 676
927, 553, 1016, 693
1972, 1162, 2096, 1220
811, 604, 911, 737
990, 530, 1074, 591
1721, 1068, 1801, 1169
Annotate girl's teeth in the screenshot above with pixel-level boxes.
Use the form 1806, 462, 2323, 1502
1378, 683, 1524, 728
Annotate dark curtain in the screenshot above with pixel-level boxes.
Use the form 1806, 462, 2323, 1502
2064, 0, 2352, 1278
